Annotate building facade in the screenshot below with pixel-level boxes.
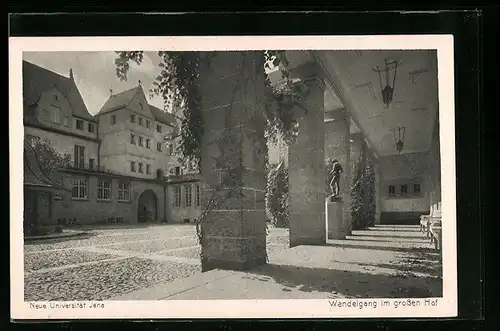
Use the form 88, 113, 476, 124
23, 60, 201, 226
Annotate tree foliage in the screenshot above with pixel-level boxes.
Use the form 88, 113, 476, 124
25, 137, 71, 188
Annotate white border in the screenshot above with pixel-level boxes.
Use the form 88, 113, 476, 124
9, 35, 456, 319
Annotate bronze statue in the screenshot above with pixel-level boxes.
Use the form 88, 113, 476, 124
329, 159, 343, 198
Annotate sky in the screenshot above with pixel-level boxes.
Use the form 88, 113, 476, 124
23, 51, 166, 115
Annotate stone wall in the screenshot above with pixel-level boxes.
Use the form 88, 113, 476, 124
378, 152, 431, 224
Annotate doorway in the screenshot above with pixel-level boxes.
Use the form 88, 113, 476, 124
138, 190, 158, 223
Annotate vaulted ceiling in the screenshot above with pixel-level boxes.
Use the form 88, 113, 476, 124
316, 50, 439, 157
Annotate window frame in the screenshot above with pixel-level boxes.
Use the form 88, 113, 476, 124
74, 145, 85, 168
71, 178, 88, 199
195, 184, 201, 207
97, 179, 112, 201
117, 181, 131, 202
76, 119, 84, 130
184, 184, 192, 207
130, 161, 136, 172
111, 114, 117, 125
173, 186, 182, 207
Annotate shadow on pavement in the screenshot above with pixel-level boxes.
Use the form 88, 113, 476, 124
245, 262, 442, 299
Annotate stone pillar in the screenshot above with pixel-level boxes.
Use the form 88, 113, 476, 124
199, 51, 267, 271
324, 108, 351, 239
349, 131, 365, 233
288, 62, 326, 247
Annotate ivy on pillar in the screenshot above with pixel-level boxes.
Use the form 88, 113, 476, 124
288, 62, 327, 247
198, 51, 267, 272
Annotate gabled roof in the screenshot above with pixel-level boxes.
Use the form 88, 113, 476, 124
149, 105, 177, 127
97, 86, 178, 126
22, 60, 95, 122
96, 86, 142, 116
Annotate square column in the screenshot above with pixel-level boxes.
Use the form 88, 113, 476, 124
199, 51, 267, 271
288, 63, 326, 247
324, 108, 351, 239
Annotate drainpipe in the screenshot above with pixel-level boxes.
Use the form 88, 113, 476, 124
96, 118, 101, 169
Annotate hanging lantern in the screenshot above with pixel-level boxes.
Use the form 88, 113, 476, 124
372, 59, 398, 108
392, 126, 406, 153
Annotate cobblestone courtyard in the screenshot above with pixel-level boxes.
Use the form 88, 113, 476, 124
24, 224, 290, 301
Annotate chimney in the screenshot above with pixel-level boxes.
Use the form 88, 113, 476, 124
69, 68, 74, 80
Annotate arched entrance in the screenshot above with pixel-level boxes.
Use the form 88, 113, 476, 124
137, 190, 158, 223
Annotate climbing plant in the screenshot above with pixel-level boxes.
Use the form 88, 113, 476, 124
350, 155, 376, 230
265, 161, 290, 228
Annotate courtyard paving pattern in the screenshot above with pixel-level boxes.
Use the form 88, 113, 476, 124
24, 224, 290, 301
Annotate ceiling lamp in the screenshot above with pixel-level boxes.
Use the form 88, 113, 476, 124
372, 59, 398, 108
392, 126, 406, 154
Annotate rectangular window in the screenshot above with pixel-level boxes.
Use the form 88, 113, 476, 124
98, 179, 112, 200
138, 163, 143, 173
173, 186, 182, 207
195, 184, 200, 207
175, 166, 181, 176
89, 158, 95, 170
146, 139, 151, 149
88, 122, 95, 133
388, 185, 396, 197
138, 117, 143, 126
71, 179, 87, 199
41, 109, 50, 121
157, 124, 162, 133
138, 136, 143, 147
111, 115, 116, 125
130, 114, 135, 123
400, 184, 408, 196
184, 184, 192, 207
146, 164, 151, 174
130, 161, 136, 172
169, 144, 174, 155
413, 183, 421, 194
76, 119, 84, 130
157, 142, 162, 152
130, 133, 136, 144
74, 145, 85, 168
117, 182, 130, 201
51, 109, 60, 123
146, 120, 150, 128
63, 116, 69, 126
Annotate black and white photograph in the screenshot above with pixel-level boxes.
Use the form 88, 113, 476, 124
10, 36, 457, 319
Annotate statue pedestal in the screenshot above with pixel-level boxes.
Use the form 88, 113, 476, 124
326, 198, 348, 240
